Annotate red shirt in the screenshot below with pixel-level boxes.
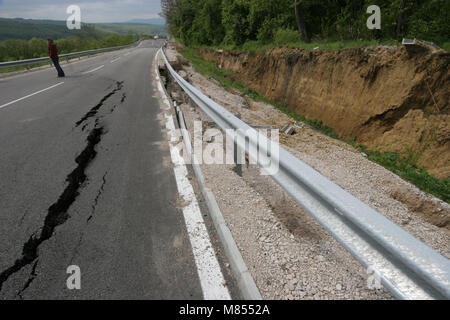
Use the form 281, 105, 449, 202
48, 43, 59, 59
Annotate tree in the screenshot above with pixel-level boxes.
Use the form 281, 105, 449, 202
221, 0, 252, 45
294, 0, 310, 43
395, 0, 407, 38
161, 0, 449, 48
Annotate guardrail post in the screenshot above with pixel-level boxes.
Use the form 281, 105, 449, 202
233, 136, 242, 177
234, 112, 243, 177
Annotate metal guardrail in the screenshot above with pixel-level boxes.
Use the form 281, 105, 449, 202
0, 41, 141, 70
160, 49, 450, 300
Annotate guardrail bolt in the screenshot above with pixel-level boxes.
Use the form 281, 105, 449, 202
189, 98, 196, 111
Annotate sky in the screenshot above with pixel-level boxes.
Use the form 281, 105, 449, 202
0, 0, 163, 23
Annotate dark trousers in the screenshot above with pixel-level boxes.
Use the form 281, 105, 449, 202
51, 58, 65, 77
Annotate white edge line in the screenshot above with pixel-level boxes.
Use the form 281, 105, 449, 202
165, 113, 231, 301
155, 49, 231, 300
82, 65, 104, 74
0, 82, 65, 110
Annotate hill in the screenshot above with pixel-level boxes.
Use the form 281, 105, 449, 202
95, 23, 167, 36
125, 18, 166, 25
0, 18, 167, 41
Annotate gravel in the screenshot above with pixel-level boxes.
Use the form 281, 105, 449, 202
160, 47, 450, 300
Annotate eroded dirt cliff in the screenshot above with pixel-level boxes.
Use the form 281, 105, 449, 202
198, 46, 450, 178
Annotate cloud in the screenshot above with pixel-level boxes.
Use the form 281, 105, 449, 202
0, 0, 162, 23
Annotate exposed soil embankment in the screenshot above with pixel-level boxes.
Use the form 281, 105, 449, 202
198, 46, 450, 178
161, 46, 450, 300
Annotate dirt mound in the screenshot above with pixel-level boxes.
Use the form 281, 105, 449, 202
198, 46, 450, 178
391, 186, 450, 230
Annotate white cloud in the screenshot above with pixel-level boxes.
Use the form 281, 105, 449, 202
0, 0, 162, 23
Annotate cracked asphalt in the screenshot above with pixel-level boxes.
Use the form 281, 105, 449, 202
0, 40, 237, 299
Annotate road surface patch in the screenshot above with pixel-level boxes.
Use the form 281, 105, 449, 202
82, 65, 104, 75
0, 82, 64, 110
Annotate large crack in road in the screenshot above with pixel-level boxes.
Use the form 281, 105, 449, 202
87, 172, 108, 223
0, 127, 105, 294
0, 81, 125, 296
76, 81, 124, 129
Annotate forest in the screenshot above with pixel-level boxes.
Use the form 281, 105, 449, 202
0, 18, 168, 42
0, 34, 137, 62
0, 18, 108, 42
0, 17, 170, 62
0, 16, 170, 62
161, 0, 449, 49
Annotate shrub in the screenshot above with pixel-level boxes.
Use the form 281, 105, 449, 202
273, 28, 300, 46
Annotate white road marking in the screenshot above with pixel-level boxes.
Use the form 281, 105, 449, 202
82, 65, 104, 74
165, 114, 231, 300
155, 50, 231, 300
0, 82, 64, 110
124, 52, 131, 57
156, 74, 171, 111
110, 57, 121, 63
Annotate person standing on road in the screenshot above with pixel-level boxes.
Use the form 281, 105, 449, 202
47, 38, 65, 77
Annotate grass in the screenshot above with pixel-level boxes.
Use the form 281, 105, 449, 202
198, 39, 401, 54
179, 45, 450, 204
0, 61, 51, 73
192, 30, 448, 54
442, 42, 450, 51
359, 147, 449, 203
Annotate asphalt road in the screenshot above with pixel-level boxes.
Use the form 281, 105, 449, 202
0, 40, 237, 299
